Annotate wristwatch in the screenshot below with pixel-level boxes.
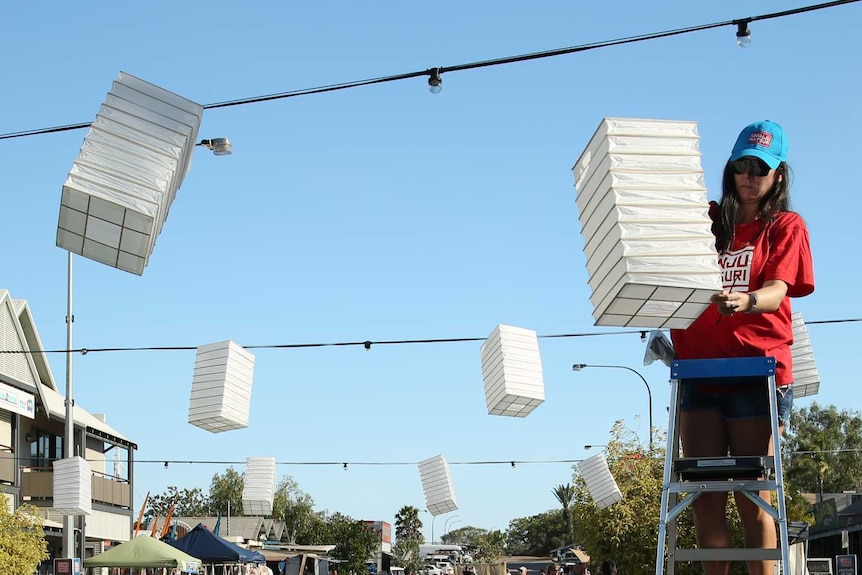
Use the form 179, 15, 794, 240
747, 292, 758, 313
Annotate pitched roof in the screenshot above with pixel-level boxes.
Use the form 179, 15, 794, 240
0, 289, 135, 448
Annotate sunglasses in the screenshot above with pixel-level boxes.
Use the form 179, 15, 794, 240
731, 157, 772, 177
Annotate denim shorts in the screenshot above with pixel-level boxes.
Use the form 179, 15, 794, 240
679, 376, 793, 426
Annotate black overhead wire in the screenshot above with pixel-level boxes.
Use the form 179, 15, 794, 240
2, 449, 858, 467
0, 0, 857, 142
0, 318, 858, 356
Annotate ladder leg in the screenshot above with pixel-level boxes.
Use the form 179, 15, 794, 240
656, 378, 681, 575
768, 380, 791, 575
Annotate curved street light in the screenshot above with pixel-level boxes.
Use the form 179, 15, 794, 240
443, 515, 461, 540
572, 363, 654, 450
444, 520, 462, 542
423, 509, 438, 544
584, 444, 608, 451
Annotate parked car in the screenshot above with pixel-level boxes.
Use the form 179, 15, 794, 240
422, 566, 444, 575
434, 562, 455, 575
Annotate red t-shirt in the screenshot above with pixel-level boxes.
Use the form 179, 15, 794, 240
670, 207, 815, 385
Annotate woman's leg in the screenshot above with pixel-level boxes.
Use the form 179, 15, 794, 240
727, 417, 779, 575
681, 408, 731, 575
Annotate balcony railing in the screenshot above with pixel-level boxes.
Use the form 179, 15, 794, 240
20, 466, 131, 508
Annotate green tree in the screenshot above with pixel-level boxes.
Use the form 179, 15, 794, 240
273, 475, 316, 542
394, 505, 424, 543
506, 510, 565, 556
146, 486, 210, 518
0, 491, 49, 574
306, 512, 377, 574
573, 422, 688, 575
471, 529, 506, 563
552, 484, 576, 545
394, 506, 424, 575
209, 467, 245, 515
442, 525, 485, 545
783, 403, 862, 494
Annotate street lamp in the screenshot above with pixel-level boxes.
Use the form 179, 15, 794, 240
444, 520, 462, 542
443, 515, 461, 540
197, 137, 233, 156
423, 510, 439, 544
584, 444, 608, 451
572, 363, 654, 450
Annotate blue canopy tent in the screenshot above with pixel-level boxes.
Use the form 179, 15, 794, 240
167, 523, 266, 564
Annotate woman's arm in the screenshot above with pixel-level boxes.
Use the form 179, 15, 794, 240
712, 279, 789, 316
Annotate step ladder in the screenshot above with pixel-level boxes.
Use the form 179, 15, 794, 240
655, 357, 790, 575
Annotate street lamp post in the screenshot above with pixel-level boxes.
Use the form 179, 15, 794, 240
443, 515, 461, 542
572, 363, 654, 450
584, 444, 608, 451
423, 510, 439, 544
444, 520, 462, 542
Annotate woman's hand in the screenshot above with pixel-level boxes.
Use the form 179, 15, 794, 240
711, 290, 750, 316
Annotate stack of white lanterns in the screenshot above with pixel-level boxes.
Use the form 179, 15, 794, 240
418, 455, 458, 516
242, 457, 276, 516
56, 71, 204, 275
52, 456, 92, 516
572, 118, 722, 329
189, 340, 255, 433
578, 452, 622, 509
790, 312, 820, 398
480, 324, 545, 417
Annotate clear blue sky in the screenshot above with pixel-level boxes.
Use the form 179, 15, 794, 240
2, 1, 859, 542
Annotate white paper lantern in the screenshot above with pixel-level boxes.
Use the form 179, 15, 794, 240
577, 453, 622, 509
418, 455, 458, 516
572, 118, 722, 329
188, 340, 255, 433
790, 312, 820, 398
52, 456, 92, 515
480, 325, 545, 417
242, 456, 276, 516
56, 71, 203, 275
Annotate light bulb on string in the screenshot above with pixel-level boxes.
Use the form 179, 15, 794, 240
736, 20, 752, 48
428, 68, 443, 94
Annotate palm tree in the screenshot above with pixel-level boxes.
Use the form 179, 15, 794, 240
553, 484, 576, 545
395, 505, 424, 543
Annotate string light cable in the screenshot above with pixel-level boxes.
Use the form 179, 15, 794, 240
0, 317, 858, 356
2, 449, 858, 467
0, 454, 583, 467
0, 0, 857, 142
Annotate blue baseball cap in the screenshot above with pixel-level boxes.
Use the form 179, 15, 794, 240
729, 120, 788, 169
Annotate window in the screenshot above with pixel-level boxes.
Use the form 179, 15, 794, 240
29, 430, 63, 468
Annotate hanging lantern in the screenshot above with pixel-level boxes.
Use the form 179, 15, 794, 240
418, 455, 458, 516
480, 324, 544, 417
790, 312, 820, 398
578, 452, 622, 509
188, 340, 255, 433
572, 118, 722, 329
52, 456, 92, 515
56, 71, 204, 275
242, 457, 276, 516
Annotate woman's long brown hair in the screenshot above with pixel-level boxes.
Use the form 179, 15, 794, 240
712, 161, 792, 253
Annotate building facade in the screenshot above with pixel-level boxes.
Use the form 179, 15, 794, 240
0, 289, 137, 569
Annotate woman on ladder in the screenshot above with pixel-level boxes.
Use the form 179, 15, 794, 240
671, 120, 815, 575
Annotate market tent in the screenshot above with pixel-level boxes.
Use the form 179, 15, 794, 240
83, 534, 201, 571
168, 523, 265, 564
